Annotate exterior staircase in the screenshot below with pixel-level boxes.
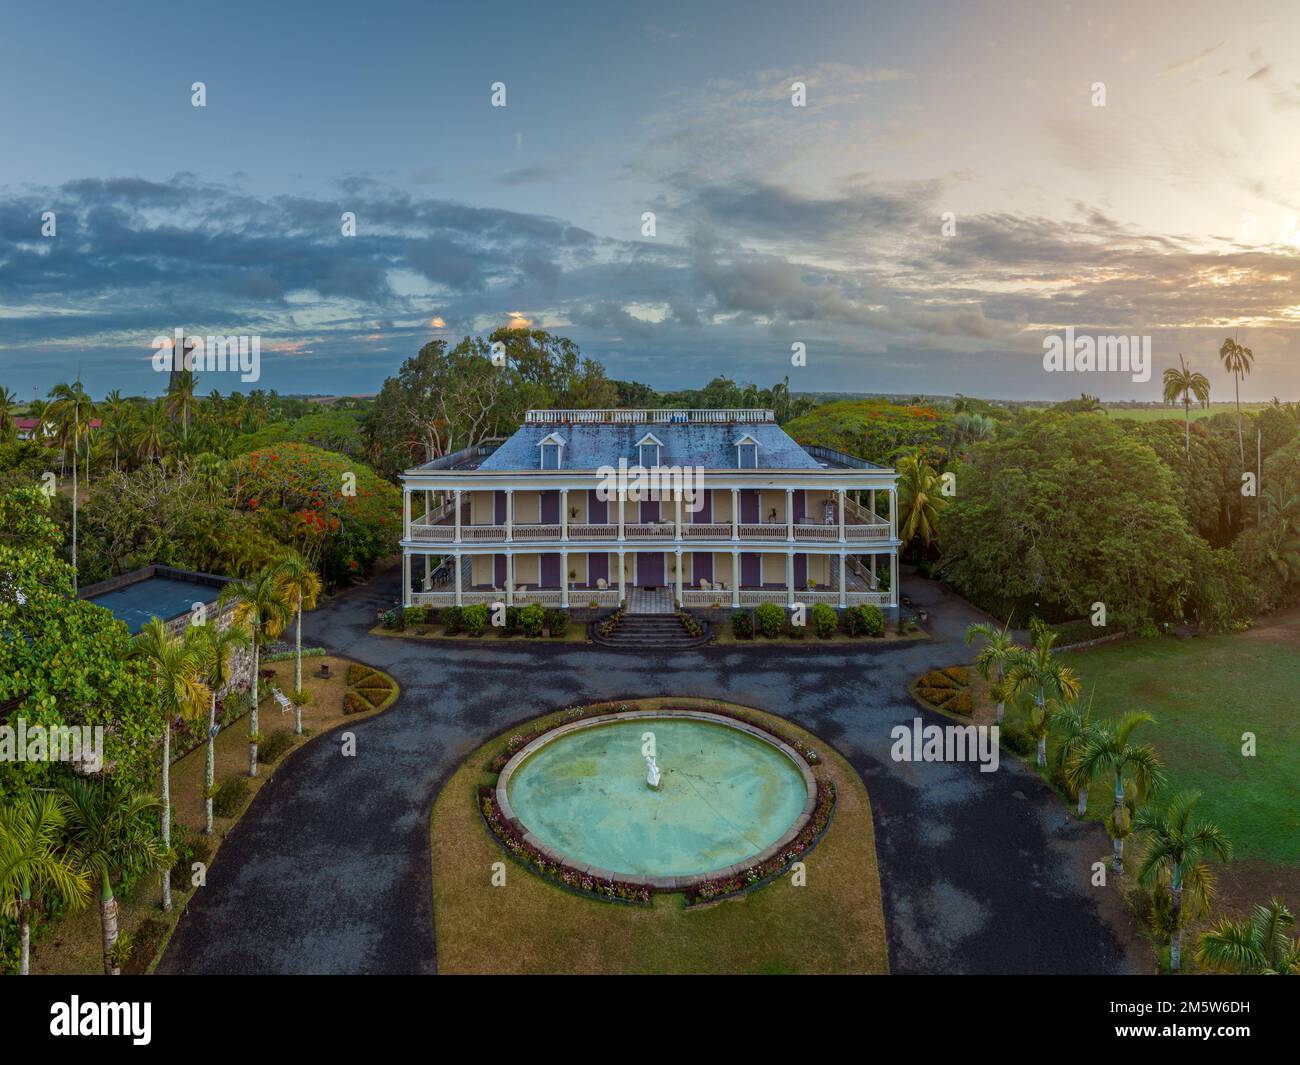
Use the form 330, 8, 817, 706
590, 606, 711, 650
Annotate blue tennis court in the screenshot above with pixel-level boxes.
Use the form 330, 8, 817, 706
85, 577, 220, 633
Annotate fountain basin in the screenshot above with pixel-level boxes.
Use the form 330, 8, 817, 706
496, 710, 817, 890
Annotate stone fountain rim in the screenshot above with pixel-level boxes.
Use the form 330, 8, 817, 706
494, 708, 818, 892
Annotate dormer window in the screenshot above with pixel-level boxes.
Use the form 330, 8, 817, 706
636, 432, 663, 468
735, 434, 759, 469
538, 432, 565, 469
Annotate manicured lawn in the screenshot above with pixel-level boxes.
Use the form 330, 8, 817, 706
430, 697, 889, 974
1061, 626, 1300, 864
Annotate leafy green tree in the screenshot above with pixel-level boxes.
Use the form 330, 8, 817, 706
1197, 898, 1300, 975
941, 413, 1193, 626
188, 618, 251, 834
61, 780, 164, 975
1067, 712, 1166, 873
0, 488, 160, 800
0, 792, 90, 975
1135, 791, 1232, 973
1162, 354, 1211, 457
220, 570, 291, 775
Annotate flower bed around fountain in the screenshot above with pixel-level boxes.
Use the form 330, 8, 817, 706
479, 704, 836, 906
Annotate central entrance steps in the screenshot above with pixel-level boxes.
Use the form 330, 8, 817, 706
590, 604, 712, 650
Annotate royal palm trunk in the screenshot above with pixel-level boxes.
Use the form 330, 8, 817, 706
100, 874, 120, 976
205, 693, 217, 834
1170, 866, 1184, 973
161, 723, 171, 912
249, 626, 260, 776
295, 606, 303, 735
18, 891, 30, 976
1076, 786, 1088, 816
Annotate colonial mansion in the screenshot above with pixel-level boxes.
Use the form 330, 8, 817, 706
399, 409, 900, 615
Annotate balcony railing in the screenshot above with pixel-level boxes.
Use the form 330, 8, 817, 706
511, 524, 562, 541
570, 523, 617, 539
524, 408, 775, 425
684, 523, 732, 539
624, 522, 675, 538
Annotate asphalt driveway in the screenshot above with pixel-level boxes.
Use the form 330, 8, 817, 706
159, 568, 1136, 975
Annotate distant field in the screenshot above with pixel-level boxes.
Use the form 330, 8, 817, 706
1105, 404, 1270, 423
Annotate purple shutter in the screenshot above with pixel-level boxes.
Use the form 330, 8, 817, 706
587, 489, 607, 523
587, 552, 609, 586
540, 552, 561, 588
494, 492, 507, 525
693, 552, 714, 584
640, 498, 660, 523
493, 554, 507, 588
540, 491, 560, 524
741, 490, 759, 523
794, 553, 807, 590
693, 490, 713, 522
741, 552, 761, 587
793, 491, 806, 524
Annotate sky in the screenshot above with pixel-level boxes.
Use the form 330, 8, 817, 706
1, 0, 1298, 402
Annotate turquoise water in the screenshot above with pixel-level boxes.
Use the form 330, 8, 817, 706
506, 718, 807, 878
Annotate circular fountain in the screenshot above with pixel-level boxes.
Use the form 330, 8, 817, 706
495, 709, 816, 889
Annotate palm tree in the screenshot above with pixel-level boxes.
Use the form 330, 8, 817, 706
166, 368, 199, 439
1218, 337, 1254, 467
1197, 898, 1300, 975
965, 619, 1018, 723
0, 792, 90, 975
1067, 711, 1166, 872
47, 381, 95, 587
100, 389, 129, 470
132, 617, 210, 911
1005, 628, 1081, 766
134, 400, 169, 464
1052, 691, 1101, 815
274, 551, 322, 730
1162, 354, 1211, 456
188, 618, 252, 834
0, 386, 17, 443
896, 449, 947, 550
190, 452, 229, 507
1135, 791, 1232, 973
61, 779, 165, 974
221, 570, 292, 775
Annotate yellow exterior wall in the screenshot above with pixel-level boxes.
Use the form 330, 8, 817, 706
761, 553, 786, 584
471, 554, 493, 585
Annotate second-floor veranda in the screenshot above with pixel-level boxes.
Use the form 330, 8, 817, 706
403, 484, 894, 546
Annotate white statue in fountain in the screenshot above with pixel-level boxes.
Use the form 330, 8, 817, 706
645, 753, 661, 790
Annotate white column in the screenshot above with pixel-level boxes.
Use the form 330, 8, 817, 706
617, 492, 625, 541
561, 548, 569, 608
674, 548, 683, 605
506, 553, 515, 607
617, 547, 625, 604
869, 553, 877, 589
838, 487, 846, 543
561, 489, 568, 541
423, 554, 431, 591
402, 552, 411, 607
731, 488, 739, 539
889, 489, 897, 540
731, 548, 740, 608
786, 489, 794, 542
453, 489, 462, 543
838, 550, 847, 608
785, 550, 795, 607
675, 492, 682, 541
403, 488, 411, 541
869, 489, 876, 521
505, 489, 513, 541
890, 552, 898, 608
454, 551, 463, 606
